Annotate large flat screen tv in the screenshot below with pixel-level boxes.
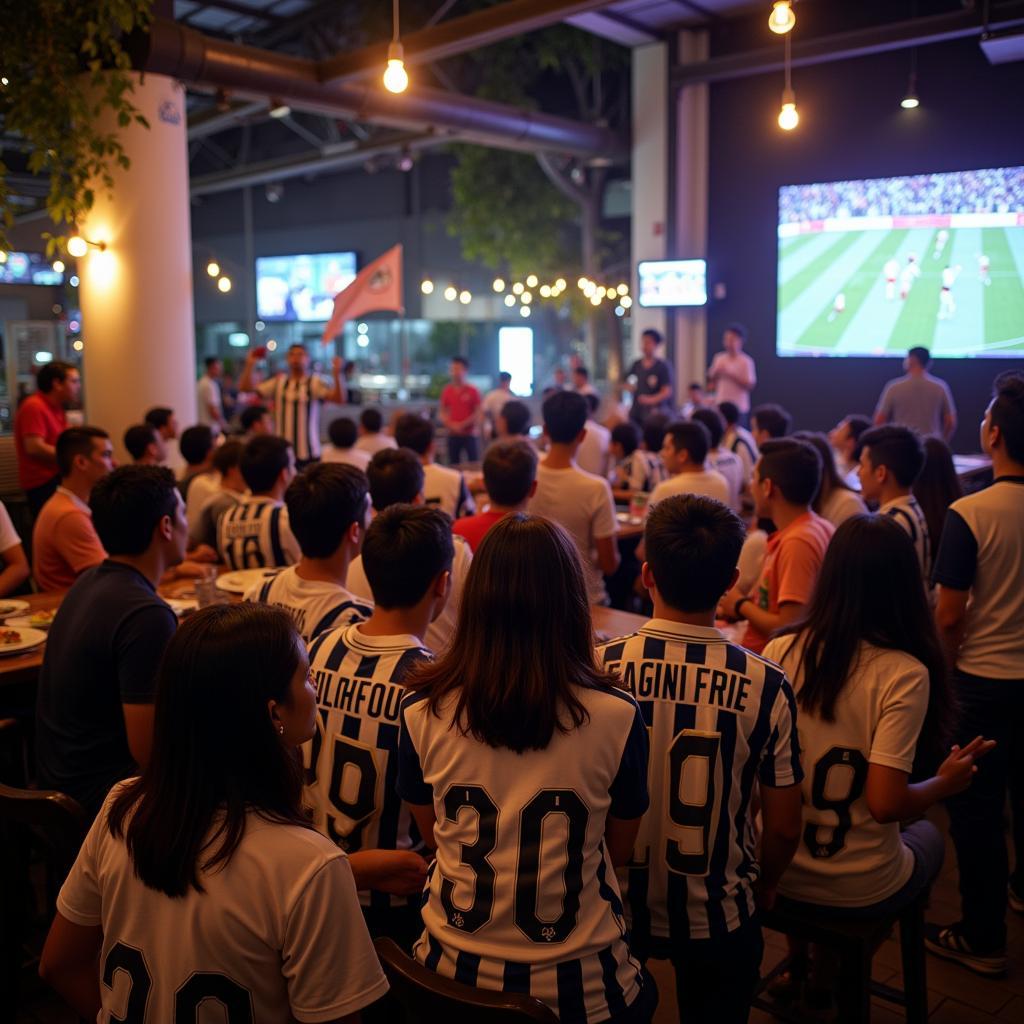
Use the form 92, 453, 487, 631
637, 259, 707, 307
256, 251, 358, 322
777, 165, 1024, 358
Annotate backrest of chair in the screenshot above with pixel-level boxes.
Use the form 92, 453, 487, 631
0, 783, 87, 881
373, 938, 559, 1024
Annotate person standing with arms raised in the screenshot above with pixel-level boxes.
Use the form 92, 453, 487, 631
240, 343, 345, 467
708, 324, 757, 424
875, 346, 956, 440
626, 329, 674, 426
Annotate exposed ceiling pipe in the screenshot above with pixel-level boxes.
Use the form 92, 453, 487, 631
319, 0, 623, 83
674, 1, 1024, 85
189, 131, 449, 197
133, 18, 626, 159
187, 100, 267, 140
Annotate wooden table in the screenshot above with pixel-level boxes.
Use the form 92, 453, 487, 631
592, 605, 646, 640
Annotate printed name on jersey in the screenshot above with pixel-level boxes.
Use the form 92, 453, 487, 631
605, 657, 752, 714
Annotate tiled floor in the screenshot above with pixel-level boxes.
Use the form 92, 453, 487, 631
15, 809, 1023, 1023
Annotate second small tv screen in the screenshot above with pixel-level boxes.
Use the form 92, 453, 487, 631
638, 259, 707, 307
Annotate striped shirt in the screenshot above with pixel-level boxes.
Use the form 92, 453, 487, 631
256, 374, 334, 461
880, 494, 931, 591
613, 450, 668, 494
597, 619, 802, 943
398, 685, 651, 1023
244, 566, 372, 643
305, 623, 430, 910
217, 496, 301, 570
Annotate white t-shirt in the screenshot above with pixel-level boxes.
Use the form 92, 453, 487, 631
576, 420, 611, 478
709, 352, 757, 413
649, 468, 731, 509
320, 445, 371, 471
763, 634, 927, 907
354, 433, 398, 456
423, 462, 475, 518
528, 463, 619, 604
346, 533, 472, 654
880, 493, 931, 589
184, 471, 221, 536
57, 786, 389, 1023
218, 495, 301, 570
482, 388, 512, 433
196, 375, 222, 427
707, 447, 744, 511
737, 528, 768, 594
244, 565, 373, 642
0, 501, 22, 553
820, 486, 867, 528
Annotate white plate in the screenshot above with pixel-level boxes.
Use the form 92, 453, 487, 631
216, 569, 278, 595
0, 599, 31, 619
0, 626, 48, 656
6, 611, 57, 631
165, 598, 198, 617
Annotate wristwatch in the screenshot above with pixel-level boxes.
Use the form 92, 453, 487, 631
734, 596, 751, 619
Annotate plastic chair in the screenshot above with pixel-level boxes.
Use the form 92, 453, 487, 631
752, 888, 930, 1024
373, 937, 559, 1024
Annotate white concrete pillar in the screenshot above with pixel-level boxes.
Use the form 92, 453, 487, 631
674, 30, 710, 395
630, 43, 669, 365
78, 73, 196, 460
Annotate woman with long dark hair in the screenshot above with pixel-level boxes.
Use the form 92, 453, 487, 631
793, 430, 867, 527
913, 435, 963, 564
762, 516, 992, 1006
397, 513, 656, 1024
40, 603, 386, 1022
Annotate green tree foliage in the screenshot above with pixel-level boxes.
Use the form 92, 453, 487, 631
0, 0, 152, 253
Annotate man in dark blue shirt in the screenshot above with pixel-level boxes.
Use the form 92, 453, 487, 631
35, 466, 188, 818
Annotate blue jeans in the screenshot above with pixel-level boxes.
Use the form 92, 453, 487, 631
447, 434, 478, 465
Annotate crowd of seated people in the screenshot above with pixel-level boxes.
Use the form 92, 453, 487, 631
6, 343, 1022, 1023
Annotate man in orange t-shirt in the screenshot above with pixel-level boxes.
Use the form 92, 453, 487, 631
452, 439, 537, 552
720, 438, 834, 654
32, 427, 115, 592
439, 356, 481, 465
14, 362, 81, 517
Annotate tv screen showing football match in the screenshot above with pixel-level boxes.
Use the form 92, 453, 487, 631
776, 166, 1024, 358
256, 251, 358, 322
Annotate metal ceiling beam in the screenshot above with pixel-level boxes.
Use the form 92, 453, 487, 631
674, 2, 1024, 85
189, 131, 448, 197
319, 0, 623, 83
187, 100, 267, 139
133, 18, 626, 158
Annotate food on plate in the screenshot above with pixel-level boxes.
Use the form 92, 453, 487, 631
1, 629, 22, 645
28, 609, 57, 627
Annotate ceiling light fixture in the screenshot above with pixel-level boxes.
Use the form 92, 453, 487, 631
768, 1, 795, 35
268, 98, 291, 119
777, 33, 799, 131
383, 0, 409, 94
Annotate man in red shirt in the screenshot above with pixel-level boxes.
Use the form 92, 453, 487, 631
439, 356, 481, 465
453, 440, 537, 552
14, 362, 81, 516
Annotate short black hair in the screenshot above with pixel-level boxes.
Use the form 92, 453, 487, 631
688, 381, 703, 392
204, 356, 221, 370
645, 494, 745, 612
239, 404, 269, 432
212, 440, 244, 476
451, 356, 469, 368
240, 435, 291, 493
361, 505, 454, 609
498, 371, 512, 385
860, 425, 925, 487
90, 465, 179, 556
124, 424, 158, 461
328, 416, 358, 448
360, 408, 384, 433
643, 413, 670, 453
56, 427, 108, 478
394, 412, 434, 455
724, 323, 748, 342
288, 343, 306, 354
752, 403, 792, 439
611, 421, 640, 456
36, 362, 75, 394
483, 440, 537, 506
757, 438, 821, 506
367, 448, 424, 511
500, 399, 531, 437
991, 370, 1024, 463
664, 420, 710, 466
285, 463, 368, 559
641, 328, 662, 345
717, 401, 740, 426
691, 407, 725, 449
844, 414, 873, 460
573, 365, 590, 380
542, 390, 587, 444
180, 425, 215, 467
584, 392, 600, 416
145, 407, 174, 431
908, 346, 931, 368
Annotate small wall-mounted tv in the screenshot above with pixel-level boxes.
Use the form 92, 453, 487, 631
256, 251, 358, 322
0, 252, 64, 286
637, 259, 708, 307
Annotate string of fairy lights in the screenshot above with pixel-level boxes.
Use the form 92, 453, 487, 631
421, 274, 633, 319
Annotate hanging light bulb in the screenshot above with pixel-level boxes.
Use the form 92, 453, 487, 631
902, 48, 920, 109
206, 261, 220, 278
768, 1, 795, 35
67, 236, 89, 258
504, 294, 516, 308
421, 279, 434, 294
492, 278, 506, 292
52, 260, 65, 274
382, 1, 409, 94
778, 88, 799, 130
444, 285, 458, 301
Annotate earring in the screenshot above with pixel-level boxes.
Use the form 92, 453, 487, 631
277, 724, 284, 735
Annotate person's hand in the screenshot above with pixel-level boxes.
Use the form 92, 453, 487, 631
348, 850, 430, 895
719, 584, 746, 621
187, 544, 218, 563
937, 736, 996, 798
331, 355, 343, 374
754, 882, 777, 912
172, 560, 210, 580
